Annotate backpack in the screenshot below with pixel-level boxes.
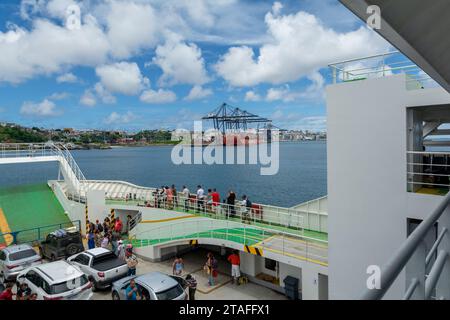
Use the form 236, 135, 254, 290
246, 199, 252, 208
97, 224, 104, 232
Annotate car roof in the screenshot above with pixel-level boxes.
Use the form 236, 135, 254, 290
35, 261, 83, 284
2, 244, 33, 254
136, 272, 178, 292
84, 247, 110, 256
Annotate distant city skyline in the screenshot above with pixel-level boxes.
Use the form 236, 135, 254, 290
0, 0, 391, 132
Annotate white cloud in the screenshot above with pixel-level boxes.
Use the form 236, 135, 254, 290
215, 6, 390, 86
185, 85, 212, 101
266, 72, 326, 102
104, 111, 136, 125
56, 72, 78, 83
0, 18, 110, 84
106, 1, 160, 59
153, 33, 209, 86
20, 99, 61, 117
94, 83, 116, 104
95, 62, 148, 95
48, 92, 69, 100
244, 90, 262, 102
140, 89, 177, 104
80, 90, 96, 107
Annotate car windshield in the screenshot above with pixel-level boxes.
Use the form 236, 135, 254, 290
51, 275, 89, 294
9, 249, 37, 261
155, 284, 184, 300
92, 252, 116, 265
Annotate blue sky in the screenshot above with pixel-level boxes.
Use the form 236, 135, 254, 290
0, 0, 391, 132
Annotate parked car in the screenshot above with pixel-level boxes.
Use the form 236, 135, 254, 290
15, 260, 93, 300
38, 228, 84, 261
111, 272, 188, 300
67, 248, 128, 291
0, 244, 42, 282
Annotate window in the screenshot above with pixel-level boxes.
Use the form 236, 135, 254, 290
51, 275, 89, 294
0, 251, 6, 261
155, 284, 184, 300
74, 254, 90, 265
265, 258, 277, 271
9, 249, 38, 261
26, 270, 43, 288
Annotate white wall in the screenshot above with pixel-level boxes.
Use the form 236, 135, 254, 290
327, 74, 450, 299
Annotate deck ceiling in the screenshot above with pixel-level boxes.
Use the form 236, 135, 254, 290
340, 0, 450, 93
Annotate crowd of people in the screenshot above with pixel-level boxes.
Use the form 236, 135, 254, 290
138, 185, 255, 222
86, 216, 138, 277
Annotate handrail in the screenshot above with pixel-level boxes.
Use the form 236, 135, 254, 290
361, 190, 450, 300
0, 142, 88, 196
130, 218, 328, 265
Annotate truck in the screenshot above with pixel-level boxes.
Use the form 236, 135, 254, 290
38, 228, 84, 261
67, 248, 128, 291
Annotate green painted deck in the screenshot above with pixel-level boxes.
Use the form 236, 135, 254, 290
128, 227, 269, 248
0, 184, 70, 243
107, 200, 328, 242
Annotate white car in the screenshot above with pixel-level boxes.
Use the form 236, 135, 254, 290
67, 248, 128, 291
15, 260, 93, 300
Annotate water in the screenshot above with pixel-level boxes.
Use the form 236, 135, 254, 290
0, 141, 327, 207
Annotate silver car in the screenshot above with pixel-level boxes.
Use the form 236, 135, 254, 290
0, 244, 42, 282
111, 272, 188, 300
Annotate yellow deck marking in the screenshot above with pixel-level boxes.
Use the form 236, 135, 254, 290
141, 214, 197, 224
0, 208, 13, 245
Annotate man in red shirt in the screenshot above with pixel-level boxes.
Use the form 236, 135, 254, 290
211, 189, 220, 210
115, 217, 123, 233
0, 283, 15, 300
227, 250, 241, 285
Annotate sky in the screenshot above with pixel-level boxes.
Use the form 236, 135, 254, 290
0, 0, 392, 132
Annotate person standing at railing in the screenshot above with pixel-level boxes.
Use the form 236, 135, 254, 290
182, 186, 190, 211
166, 186, 174, 209
172, 184, 178, 209
226, 190, 236, 218
196, 185, 205, 213
212, 189, 220, 214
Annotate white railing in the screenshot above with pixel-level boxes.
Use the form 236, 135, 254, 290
0, 142, 88, 196
407, 151, 450, 192
329, 51, 437, 90
131, 219, 328, 266
105, 191, 327, 233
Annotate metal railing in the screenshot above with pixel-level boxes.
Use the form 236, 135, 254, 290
329, 51, 437, 90
0, 142, 88, 196
104, 191, 324, 234
407, 151, 450, 192
0, 220, 81, 246
130, 219, 328, 266
361, 192, 450, 299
